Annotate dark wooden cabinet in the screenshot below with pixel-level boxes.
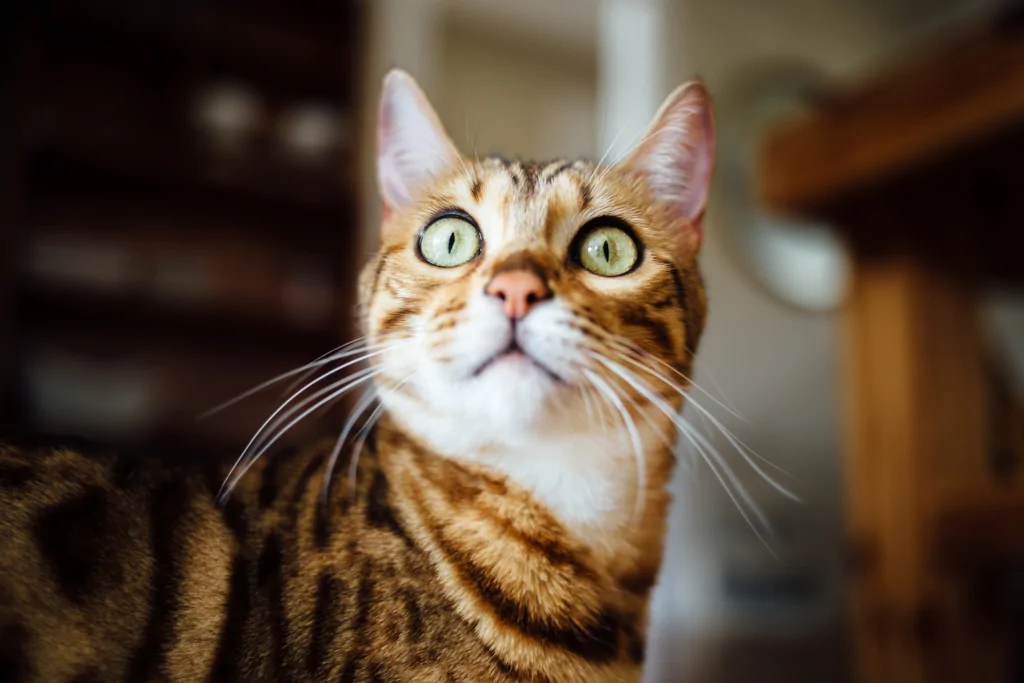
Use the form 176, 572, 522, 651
1, 0, 366, 459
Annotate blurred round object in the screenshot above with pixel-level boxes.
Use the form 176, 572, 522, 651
192, 81, 262, 152
278, 103, 345, 164
717, 62, 850, 314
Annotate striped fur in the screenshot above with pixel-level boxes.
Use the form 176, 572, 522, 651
1, 73, 714, 682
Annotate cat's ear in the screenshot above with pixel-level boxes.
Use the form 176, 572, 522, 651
376, 69, 461, 212
620, 81, 715, 252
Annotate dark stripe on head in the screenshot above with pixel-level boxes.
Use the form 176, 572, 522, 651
619, 302, 674, 357
378, 305, 414, 337
469, 175, 484, 202
34, 486, 118, 603
578, 180, 594, 210
125, 480, 191, 683
667, 263, 705, 357
208, 555, 253, 683
544, 161, 575, 184
522, 164, 540, 195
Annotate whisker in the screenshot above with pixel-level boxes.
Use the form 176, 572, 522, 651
583, 368, 646, 523
592, 354, 776, 549
279, 337, 366, 398
606, 346, 795, 488
587, 123, 629, 187
198, 334, 406, 420
218, 366, 385, 503
322, 387, 380, 505
341, 371, 417, 503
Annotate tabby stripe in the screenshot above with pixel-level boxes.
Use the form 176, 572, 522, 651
257, 534, 291, 682
543, 161, 574, 184
401, 588, 424, 642
430, 522, 621, 662
125, 480, 191, 683
666, 262, 701, 356
341, 562, 375, 682
404, 482, 621, 663
578, 180, 594, 210
365, 467, 415, 549
413, 454, 595, 581
307, 573, 342, 673
522, 164, 539, 195
469, 175, 484, 202
207, 555, 252, 683
378, 305, 414, 336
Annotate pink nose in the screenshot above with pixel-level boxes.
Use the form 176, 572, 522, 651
485, 270, 551, 319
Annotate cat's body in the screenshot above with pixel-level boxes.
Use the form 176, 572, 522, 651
0, 70, 715, 682
0, 423, 651, 682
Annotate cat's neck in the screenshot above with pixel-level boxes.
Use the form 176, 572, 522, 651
378, 402, 676, 564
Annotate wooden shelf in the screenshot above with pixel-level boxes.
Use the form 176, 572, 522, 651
758, 19, 1024, 218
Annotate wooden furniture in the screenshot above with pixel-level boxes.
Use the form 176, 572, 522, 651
758, 11, 1024, 683
1, 0, 365, 458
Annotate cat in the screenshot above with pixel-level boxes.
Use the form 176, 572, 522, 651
0, 69, 715, 682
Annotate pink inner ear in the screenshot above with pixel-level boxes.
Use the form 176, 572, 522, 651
375, 70, 460, 212
625, 82, 715, 247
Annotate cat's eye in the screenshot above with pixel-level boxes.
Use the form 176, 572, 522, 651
418, 215, 482, 268
576, 225, 639, 277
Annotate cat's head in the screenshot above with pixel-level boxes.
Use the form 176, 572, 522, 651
360, 70, 713, 451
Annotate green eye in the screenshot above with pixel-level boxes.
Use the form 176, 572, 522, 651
418, 215, 482, 267
577, 226, 639, 276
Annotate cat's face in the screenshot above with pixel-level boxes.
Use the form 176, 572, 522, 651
360, 71, 713, 448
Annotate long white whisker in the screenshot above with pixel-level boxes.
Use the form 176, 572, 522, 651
601, 336, 748, 425
607, 348, 794, 488
218, 369, 382, 502
280, 337, 366, 398
587, 123, 629, 186
322, 387, 380, 504
342, 371, 417, 502
583, 369, 646, 523
592, 354, 775, 547
198, 335, 406, 420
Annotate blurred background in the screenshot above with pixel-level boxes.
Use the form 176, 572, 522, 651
1, 0, 1023, 681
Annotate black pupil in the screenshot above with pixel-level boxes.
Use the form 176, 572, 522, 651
448, 231, 456, 253
602, 239, 610, 262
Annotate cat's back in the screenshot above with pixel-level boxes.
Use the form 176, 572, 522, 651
0, 432, 507, 683
0, 432, 239, 682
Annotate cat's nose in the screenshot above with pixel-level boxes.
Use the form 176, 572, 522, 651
485, 270, 551, 319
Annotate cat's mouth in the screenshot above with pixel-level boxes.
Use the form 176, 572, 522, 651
471, 340, 563, 383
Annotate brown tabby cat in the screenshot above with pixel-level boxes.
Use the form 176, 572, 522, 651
0, 69, 715, 682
